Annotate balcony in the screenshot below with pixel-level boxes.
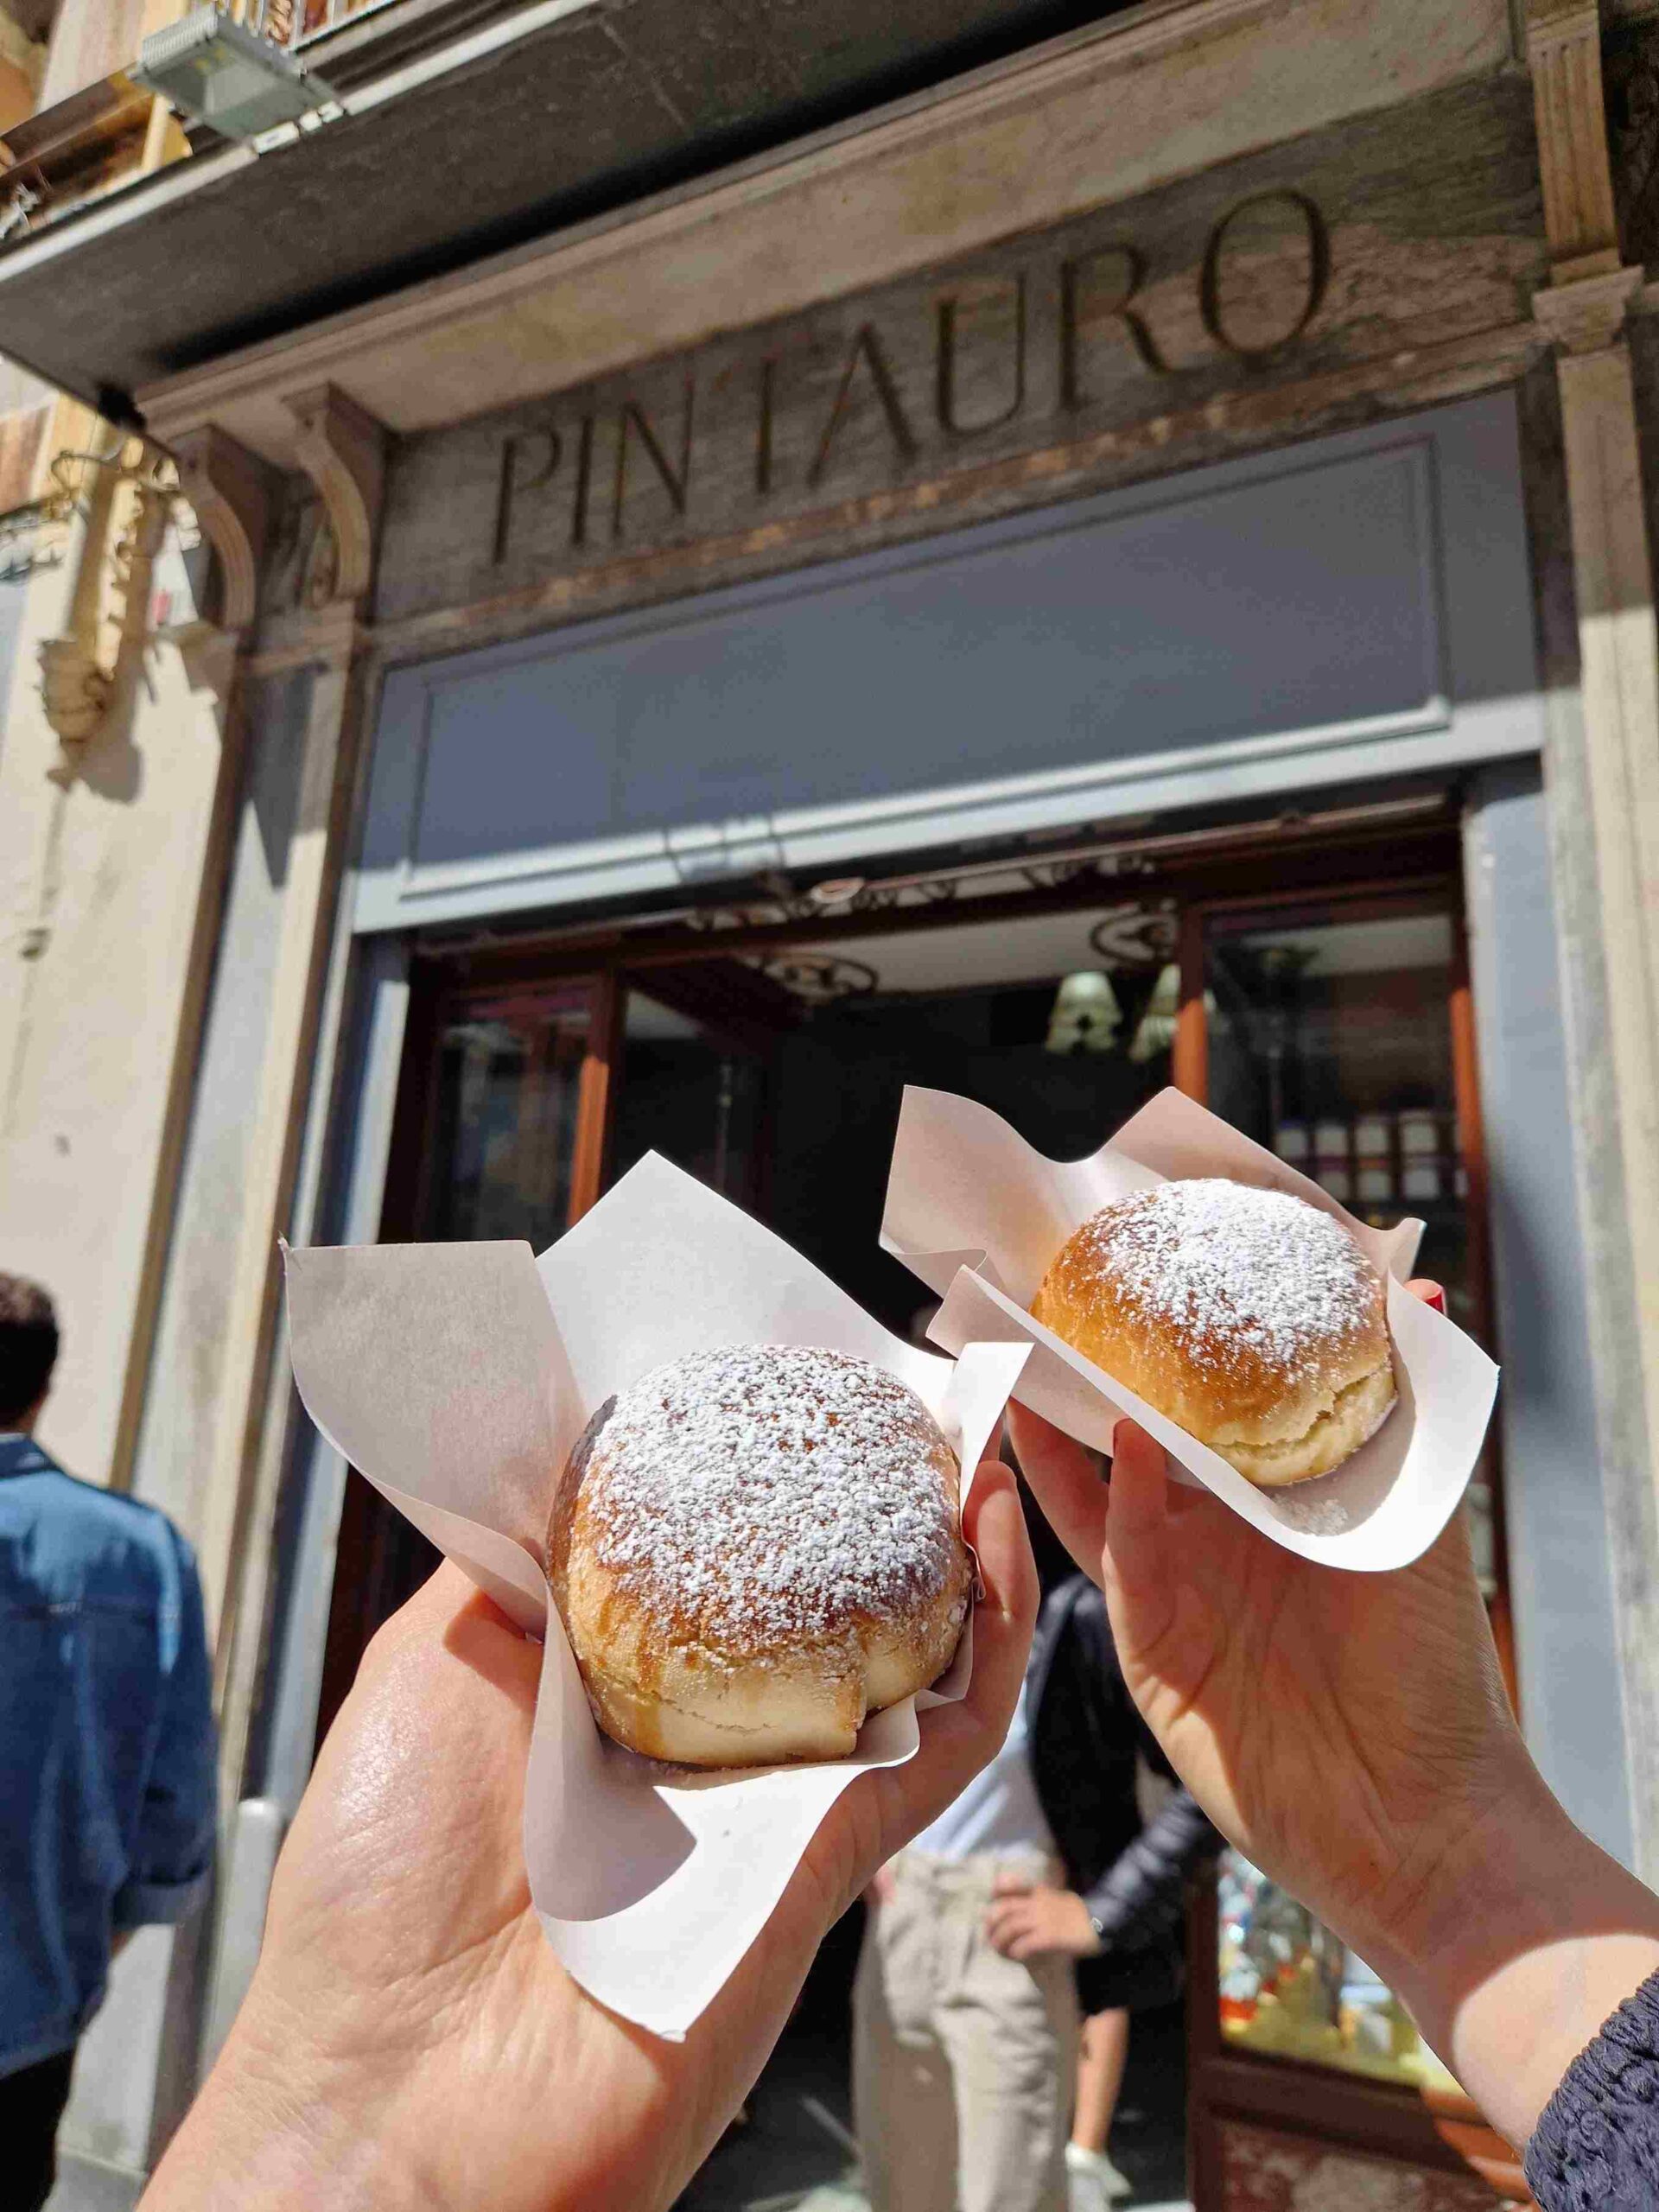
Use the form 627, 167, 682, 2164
236, 2, 399, 46
219, 1, 520, 89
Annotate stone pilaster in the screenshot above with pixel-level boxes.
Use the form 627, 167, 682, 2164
1529, 0, 1659, 1877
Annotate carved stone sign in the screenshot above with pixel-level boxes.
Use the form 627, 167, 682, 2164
371, 75, 1545, 628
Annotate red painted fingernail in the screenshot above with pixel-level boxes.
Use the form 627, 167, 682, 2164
1424, 1284, 1446, 1314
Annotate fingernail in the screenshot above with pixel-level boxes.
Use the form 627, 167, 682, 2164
1424, 1284, 1446, 1314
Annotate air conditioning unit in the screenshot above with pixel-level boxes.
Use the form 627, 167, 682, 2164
133, 5, 337, 139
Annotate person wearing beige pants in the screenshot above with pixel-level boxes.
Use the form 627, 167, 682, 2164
854, 1847, 1081, 2212
854, 1567, 1219, 2212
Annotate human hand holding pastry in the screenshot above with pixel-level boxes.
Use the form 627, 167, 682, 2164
141, 1460, 1037, 2212
1010, 1279, 1659, 2149
1012, 1280, 1510, 1967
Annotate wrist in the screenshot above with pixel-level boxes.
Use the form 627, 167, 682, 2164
143, 1988, 413, 2210
1338, 1746, 1545, 1992
1352, 1758, 1659, 2147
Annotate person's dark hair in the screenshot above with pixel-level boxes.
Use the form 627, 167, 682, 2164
0, 1274, 58, 1427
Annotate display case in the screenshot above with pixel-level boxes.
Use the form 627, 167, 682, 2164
1215, 1852, 1462, 2093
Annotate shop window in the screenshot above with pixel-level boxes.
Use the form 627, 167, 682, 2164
1205, 907, 1468, 1318
1216, 1852, 1463, 2094
609, 990, 769, 1211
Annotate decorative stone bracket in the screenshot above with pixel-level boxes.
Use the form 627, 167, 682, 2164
172, 424, 277, 633
283, 385, 389, 607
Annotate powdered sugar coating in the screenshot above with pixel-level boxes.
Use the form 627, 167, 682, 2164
1070, 1179, 1382, 1381
576, 1346, 962, 1653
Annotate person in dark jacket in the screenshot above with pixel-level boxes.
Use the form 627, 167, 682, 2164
987, 1572, 1217, 2207
853, 1567, 1218, 2212
0, 1274, 218, 2212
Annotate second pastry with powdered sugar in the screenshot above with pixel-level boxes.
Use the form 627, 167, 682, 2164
1032, 1179, 1396, 1488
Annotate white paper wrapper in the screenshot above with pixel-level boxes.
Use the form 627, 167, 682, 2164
283, 1153, 1029, 2037
880, 1084, 1498, 1573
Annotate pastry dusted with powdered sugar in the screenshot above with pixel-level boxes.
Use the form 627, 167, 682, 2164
547, 1345, 971, 1767
1032, 1179, 1396, 1488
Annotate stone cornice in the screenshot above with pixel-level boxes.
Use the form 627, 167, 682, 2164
137, 0, 1515, 467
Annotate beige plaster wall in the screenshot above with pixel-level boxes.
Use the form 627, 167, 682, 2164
0, 500, 228, 1495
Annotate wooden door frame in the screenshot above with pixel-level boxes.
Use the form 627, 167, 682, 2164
319, 969, 612, 1747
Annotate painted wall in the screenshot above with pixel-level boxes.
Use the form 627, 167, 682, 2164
0, 514, 226, 1492
0, 492, 233, 2194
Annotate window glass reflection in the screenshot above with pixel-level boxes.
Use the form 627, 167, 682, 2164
426, 991, 591, 1246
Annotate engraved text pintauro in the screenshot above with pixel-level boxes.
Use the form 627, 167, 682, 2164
488, 189, 1332, 564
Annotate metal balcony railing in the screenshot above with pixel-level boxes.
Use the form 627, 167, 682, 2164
226, 0, 404, 51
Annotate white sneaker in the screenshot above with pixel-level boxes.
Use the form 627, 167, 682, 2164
1066, 2140, 1133, 2209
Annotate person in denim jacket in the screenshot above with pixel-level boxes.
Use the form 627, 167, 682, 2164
0, 1274, 216, 2212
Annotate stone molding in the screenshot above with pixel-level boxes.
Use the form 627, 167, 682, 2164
36, 446, 169, 770
1535, 262, 1644, 347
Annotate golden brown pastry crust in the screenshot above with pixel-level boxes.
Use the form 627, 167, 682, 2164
548, 1346, 972, 1766
1033, 1179, 1395, 1487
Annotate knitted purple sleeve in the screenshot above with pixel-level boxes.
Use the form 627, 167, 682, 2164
1524, 1967, 1659, 2209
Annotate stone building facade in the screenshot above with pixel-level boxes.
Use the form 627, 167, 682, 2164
3, 0, 1659, 2202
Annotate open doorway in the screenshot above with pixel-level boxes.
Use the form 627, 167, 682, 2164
317, 798, 1502, 2212
620, 926, 1188, 2209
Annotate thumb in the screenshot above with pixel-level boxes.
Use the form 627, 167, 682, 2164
1101, 1419, 1174, 1618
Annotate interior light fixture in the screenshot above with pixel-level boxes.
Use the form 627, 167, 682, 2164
1128, 963, 1179, 1063
133, 6, 338, 140
805, 876, 867, 908
1045, 971, 1121, 1055
1128, 965, 1223, 1063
